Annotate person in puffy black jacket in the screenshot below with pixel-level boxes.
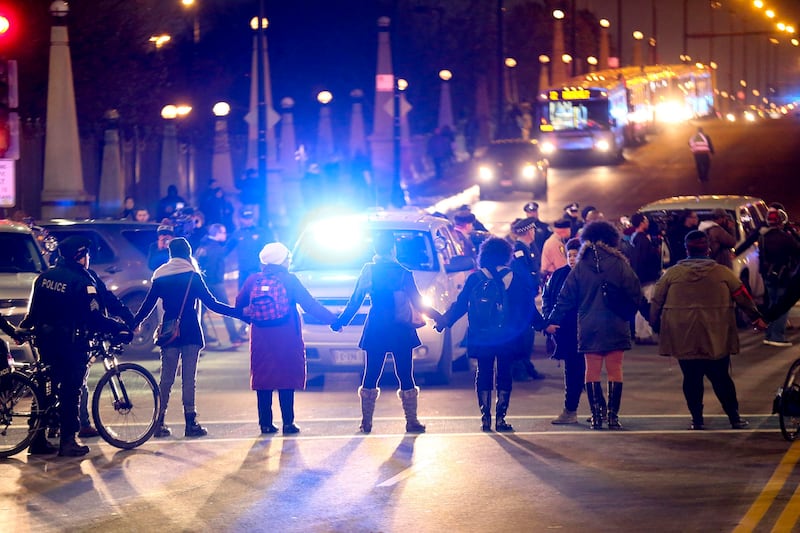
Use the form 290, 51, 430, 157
437, 237, 542, 432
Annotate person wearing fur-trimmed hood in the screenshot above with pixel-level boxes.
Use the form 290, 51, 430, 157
546, 221, 642, 431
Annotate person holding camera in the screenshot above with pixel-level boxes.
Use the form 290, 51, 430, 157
21, 237, 132, 457
133, 238, 246, 438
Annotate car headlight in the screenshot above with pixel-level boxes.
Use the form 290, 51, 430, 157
540, 141, 555, 155
478, 166, 495, 182
726, 113, 736, 122
595, 139, 610, 152
744, 111, 755, 122
521, 164, 536, 179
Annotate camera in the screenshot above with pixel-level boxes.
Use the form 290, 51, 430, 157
170, 206, 196, 239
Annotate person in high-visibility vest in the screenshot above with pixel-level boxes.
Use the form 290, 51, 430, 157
688, 126, 715, 182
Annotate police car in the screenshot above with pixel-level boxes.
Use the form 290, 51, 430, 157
291, 209, 473, 385
0, 220, 50, 362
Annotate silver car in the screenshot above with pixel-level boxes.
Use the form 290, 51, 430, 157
291, 209, 474, 385
0, 220, 49, 362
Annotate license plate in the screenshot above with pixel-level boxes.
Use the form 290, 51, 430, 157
332, 349, 365, 365
500, 179, 513, 186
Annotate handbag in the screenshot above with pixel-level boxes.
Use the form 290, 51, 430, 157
393, 290, 426, 329
154, 277, 193, 347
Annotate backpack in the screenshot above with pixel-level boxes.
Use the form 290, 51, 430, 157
247, 273, 291, 325
468, 268, 511, 334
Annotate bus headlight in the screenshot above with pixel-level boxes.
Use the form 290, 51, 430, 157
540, 141, 555, 155
521, 164, 536, 179
595, 139, 610, 152
478, 166, 495, 182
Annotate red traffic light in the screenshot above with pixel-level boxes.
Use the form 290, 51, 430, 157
0, 16, 8, 35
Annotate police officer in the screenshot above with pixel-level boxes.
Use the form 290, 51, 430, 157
77, 264, 136, 438
21, 236, 128, 457
523, 201, 552, 256
688, 126, 714, 182
510, 218, 546, 381
230, 208, 274, 290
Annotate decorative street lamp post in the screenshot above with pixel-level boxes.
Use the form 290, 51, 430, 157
211, 101, 234, 192
632, 31, 644, 66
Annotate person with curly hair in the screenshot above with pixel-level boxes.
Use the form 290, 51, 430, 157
546, 221, 642, 430
436, 237, 544, 432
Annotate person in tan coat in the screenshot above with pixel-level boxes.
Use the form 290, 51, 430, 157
649, 231, 767, 430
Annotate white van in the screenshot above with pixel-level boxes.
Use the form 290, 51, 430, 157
291, 209, 473, 385
638, 195, 769, 300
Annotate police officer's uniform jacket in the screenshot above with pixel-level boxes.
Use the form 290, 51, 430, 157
231, 224, 273, 287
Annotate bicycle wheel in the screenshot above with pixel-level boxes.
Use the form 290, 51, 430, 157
0, 373, 43, 458
92, 363, 159, 449
779, 359, 800, 442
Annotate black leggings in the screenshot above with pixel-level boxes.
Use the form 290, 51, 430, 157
476, 352, 513, 392
362, 348, 416, 390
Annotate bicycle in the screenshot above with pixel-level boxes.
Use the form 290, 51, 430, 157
0, 331, 160, 457
774, 357, 800, 442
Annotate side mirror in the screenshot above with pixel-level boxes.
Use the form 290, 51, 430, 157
445, 255, 475, 273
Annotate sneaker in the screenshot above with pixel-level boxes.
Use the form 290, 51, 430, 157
764, 340, 792, 347
731, 419, 750, 430
58, 441, 90, 457
551, 409, 578, 425
78, 426, 100, 438
688, 423, 705, 430
260, 424, 278, 434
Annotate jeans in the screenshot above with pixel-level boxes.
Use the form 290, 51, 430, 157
159, 344, 202, 415
765, 280, 789, 343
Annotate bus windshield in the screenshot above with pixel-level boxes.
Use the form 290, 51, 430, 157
546, 100, 611, 131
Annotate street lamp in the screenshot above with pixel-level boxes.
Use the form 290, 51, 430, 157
599, 18, 611, 69
160, 104, 192, 199
438, 70, 454, 131
504, 57, 518, 103
587, 56, 598, 72
180, 0, 200, 44
632, 31, 644, 66
538, 54, 550, 90
551, 10, 567, 86
316, 91, 334, 163
149, 34, 171, 49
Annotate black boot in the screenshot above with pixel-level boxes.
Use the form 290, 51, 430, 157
184, 412, 208, 437
495, 390, 513, 432
585, 382, 605, 430
154, 412, 171, 438
607, 382, 623, 430
477, 390, 492, 431
58, 434, 90, 457
279, 389, 300, 434
28, 430, 58, 455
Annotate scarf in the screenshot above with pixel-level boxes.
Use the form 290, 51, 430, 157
152, 257, 198, 281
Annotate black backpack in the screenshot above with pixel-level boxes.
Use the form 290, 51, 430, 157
468, 268, 511, 334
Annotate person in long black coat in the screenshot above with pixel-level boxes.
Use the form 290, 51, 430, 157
331, 233, 441, 434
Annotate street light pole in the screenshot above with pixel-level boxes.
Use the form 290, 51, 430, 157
496, 0, 504, 141
256, 0, 268, 224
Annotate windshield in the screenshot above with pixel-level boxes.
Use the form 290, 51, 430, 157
292, 225, 437, 272
545, 100, 610, 131
0, 233, 48, 273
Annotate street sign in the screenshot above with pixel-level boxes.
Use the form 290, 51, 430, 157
0, 159, 15, 207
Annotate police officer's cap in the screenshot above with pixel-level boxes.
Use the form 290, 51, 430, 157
553, 219, 572, 229
512, 218, 537, 235
58, 236, 93, 262
523, 202, 539, 213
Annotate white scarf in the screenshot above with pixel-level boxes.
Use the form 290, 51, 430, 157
152, 257, 198, 281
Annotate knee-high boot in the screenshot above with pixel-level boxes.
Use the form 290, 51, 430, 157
495, 390, 513, 432
358, 387, 380, 433
607, 382, 623, 430
398, 387, 426, 433
477, 390, 492, 431
585, 382, 605, 430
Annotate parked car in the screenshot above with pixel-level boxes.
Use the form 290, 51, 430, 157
474, 139, 549, 201
291, 208, 474, 385
0, 220, 50, 362
637, 195, 769, 300
41, 220, 161, 355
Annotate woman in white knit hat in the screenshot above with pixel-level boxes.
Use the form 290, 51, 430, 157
235, 242, 337, 435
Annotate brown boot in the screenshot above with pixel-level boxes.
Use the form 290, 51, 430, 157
398, 387, 426, 433
358, 387, 380, 433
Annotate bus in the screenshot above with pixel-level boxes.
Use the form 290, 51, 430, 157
536, 64, 715, 163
